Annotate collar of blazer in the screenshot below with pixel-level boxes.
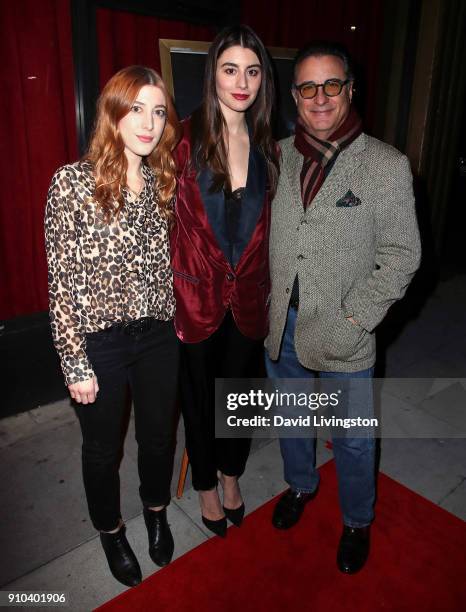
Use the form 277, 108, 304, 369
284, 132, 366, 212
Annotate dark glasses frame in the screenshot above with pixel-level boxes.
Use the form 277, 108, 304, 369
293, 78, 352, 99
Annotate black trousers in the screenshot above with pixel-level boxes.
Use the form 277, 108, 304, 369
74, 319, 179, 532
180, 311, 263, 491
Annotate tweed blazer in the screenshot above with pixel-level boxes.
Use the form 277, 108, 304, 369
265, 133, 421, 372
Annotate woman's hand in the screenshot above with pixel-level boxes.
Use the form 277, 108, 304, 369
68, 377, 99, 404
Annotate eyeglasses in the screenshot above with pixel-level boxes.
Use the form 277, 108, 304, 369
293, 79, 351, 99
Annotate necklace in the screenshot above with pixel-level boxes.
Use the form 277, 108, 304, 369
126, 178, 145, 199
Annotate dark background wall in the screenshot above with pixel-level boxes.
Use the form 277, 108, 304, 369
1, 0, 465, 416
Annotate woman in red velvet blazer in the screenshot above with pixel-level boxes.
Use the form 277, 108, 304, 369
171, 25, 279, 537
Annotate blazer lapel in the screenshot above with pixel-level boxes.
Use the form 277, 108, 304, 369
286, 146, 304, 211
310, 134, 366, 211
196, 147, 267, 269
196, 167, 231, 264
235, 146, 266, 263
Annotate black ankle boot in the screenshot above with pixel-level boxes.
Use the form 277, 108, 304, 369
100, 525, 142, 587
143, 507, 174, 566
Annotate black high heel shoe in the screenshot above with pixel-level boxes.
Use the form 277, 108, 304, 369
201, 515, 227, 538
223, 503, 245, 527
199, 487, 227, 537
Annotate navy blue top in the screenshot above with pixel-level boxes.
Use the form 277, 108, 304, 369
196, 145, 267, 268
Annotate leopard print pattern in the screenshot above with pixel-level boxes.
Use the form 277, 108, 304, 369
45, 160, 175, 385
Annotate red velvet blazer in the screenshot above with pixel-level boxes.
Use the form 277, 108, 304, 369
171, 119, 271, 343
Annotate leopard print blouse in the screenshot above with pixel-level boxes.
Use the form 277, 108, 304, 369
45, 160, 175, 386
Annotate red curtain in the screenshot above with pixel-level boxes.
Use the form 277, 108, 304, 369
96, 9, 215, 88
0, 4, 214, 321
0, 0, 77, 320
1, 1, 383, 320
241, 0, 383, 131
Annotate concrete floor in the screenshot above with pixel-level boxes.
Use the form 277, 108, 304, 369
1, 273, 465, 611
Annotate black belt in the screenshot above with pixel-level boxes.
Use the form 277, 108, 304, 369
102, 317, 157, 336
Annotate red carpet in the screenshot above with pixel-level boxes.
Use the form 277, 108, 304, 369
96, 461, 466, 612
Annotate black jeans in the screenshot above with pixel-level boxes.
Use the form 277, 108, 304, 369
74, 319, 179, 532
180, 311, 263, 491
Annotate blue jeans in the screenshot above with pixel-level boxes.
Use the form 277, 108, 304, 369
265, 306, 375, 528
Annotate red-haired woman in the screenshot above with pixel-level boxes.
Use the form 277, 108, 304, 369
45, 66, 180, 587
172, 25, 279, 537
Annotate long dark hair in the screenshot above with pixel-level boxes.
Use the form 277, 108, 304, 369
192, 25, 279, 196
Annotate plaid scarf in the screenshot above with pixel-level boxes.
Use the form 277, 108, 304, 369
294, 106, 362, 209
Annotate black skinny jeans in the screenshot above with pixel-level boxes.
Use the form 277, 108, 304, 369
180, 311, 263, 491
74, 319, 179, 532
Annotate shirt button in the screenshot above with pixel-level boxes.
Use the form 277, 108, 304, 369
226, 273, 235, 281
285, 288, 290, 293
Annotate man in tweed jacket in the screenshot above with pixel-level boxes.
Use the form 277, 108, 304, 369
265, 43, 421, 573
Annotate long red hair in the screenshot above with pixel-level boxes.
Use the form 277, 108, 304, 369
85, 66, 180, 223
